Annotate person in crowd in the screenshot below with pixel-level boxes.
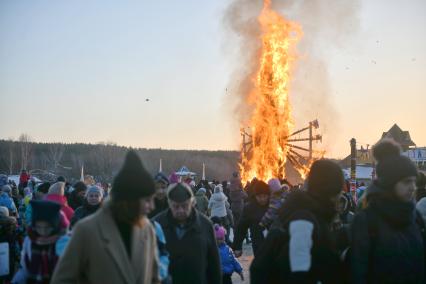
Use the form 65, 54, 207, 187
0, 206, 17, 283
250, 159, 345, 284
194, 187, 209, 215
152, 220, 171, 284
67, 181, 87, 210
356, 182, 367, 201
25, 182, 50, 227
233, 180, 270, 258
215, 224, 244, 284
416, 172, 426, 202
229, 172, 247, 228
13, 200, 64, 284
148, 172, 170, 218
259, 178, 286, 229
44, 182, 74, 223
222, 181, 230, 198
0, 185, 18, 217
153, 182, 221, 284
209, 185, 228, 221
51, 150, 160, 284
70, 185, 104, 228
351, 140, 425, 284
19, 169, 30, 190
338, 193, 355, 226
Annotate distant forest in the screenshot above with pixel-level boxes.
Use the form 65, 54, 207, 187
0, 136, 240, 183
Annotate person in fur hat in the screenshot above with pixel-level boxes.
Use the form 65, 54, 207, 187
51, 150, 160, 284
13, 200, 64, 284
351, 140, 425, 284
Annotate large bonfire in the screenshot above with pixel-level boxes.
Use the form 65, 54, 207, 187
239, 0, 308, 184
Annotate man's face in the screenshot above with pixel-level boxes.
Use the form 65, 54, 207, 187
155, 182, 168, 200
169, 199, 194, 222
255, 194, 269, 206
34, 220, 53, 237
394, 176, 416, 202
139, 195, 155, 216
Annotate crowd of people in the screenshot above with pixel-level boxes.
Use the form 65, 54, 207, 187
1, 139, 426, 283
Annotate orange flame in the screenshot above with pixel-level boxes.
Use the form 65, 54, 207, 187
240, 0, 303, 184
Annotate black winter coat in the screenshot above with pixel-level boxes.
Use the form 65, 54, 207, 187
351, 184, 426, 284
153, 209, 221, 284
70, 201, 101, 228
233, 200, 268, 256
250, 191, 342, 284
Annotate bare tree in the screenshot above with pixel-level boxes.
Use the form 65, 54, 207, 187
92, 141, 122, 182
18, 133, 32, 170
7, 138, 15, 175
47, 143, 65, 171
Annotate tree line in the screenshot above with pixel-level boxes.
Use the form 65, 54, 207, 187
0, 135, 240, 183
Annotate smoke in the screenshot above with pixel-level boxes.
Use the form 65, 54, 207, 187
222, 0, 361, 156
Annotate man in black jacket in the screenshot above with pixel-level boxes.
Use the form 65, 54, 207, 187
250, 159, 345, 284
153, 183, 221, 284
233, 180, 270, 258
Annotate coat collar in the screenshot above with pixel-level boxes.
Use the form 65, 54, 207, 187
161, 208, 202, 234
97, 202, 152, 284
97, 204, 135, 284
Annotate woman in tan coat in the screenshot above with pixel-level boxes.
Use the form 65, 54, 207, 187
51, 151, 160, 284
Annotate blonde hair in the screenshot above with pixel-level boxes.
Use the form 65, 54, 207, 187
48, 182, 65, 196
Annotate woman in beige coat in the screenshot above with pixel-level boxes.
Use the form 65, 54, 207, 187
51, 151, 160, 284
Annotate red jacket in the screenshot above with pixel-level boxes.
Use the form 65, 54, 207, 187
44, 194, 74, 223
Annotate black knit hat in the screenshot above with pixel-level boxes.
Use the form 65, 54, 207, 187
307, 159, 344, 198
111, 150, 155, 201
31, 200, 61, 228
373, 139, 418, 189
167, 183, 193, 202
254, 180, 270, 196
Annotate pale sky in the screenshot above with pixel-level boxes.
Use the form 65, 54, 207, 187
0, 0, 425, 158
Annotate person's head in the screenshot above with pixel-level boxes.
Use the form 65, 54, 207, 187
214, 224, 226, 245
56, 176, 66, 183
110, 150, 156, 223
48, 182, 65, 196
31, 200, 61, 237
214, 185, 223, 194
85, 185, 104, 206
197, 188, 206, 195
254, 181, 270, 206
373, 140, 418, 202
154, 173, 169, 200
167, 183, 194, 223
307, 159, 345, 206
1, 185, 12, 196
0, 206, 9, 217
268, 178, 282, 193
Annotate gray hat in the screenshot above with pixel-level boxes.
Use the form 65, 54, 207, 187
0, 206, 9, 217
85, 185, 104, 199
1, 185, 11, 193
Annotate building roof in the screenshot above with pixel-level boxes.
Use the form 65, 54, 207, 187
380, 124, 416, 148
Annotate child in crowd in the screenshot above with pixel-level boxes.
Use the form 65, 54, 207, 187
215, 224, 243, 284
259, 178, 288, 229
12, 200, 64, 284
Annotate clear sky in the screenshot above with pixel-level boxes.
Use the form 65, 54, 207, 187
0, 0, 425, 158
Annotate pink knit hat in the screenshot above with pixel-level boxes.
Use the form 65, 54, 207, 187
214, 224, 226, 241
169, 172, 180, 184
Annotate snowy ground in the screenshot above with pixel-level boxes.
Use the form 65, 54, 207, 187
231, 243, 253, 284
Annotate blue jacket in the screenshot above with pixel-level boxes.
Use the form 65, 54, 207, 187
219, 243, 243, 275
0, 193, 17, 214
153, 221, 170, 282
